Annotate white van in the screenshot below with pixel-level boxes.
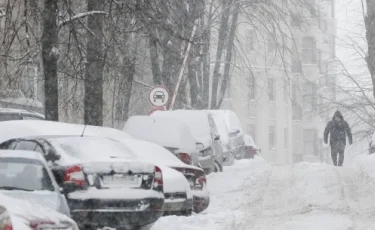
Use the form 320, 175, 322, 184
123, 116, 199, 166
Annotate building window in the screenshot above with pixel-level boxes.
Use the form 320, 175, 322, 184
302, 37, 316, 64
303, 82, 317, 112
268, 78, 275, 102
268, 34, 275, 53
284, 128, 288, 150
248, 76, 255, 100
246, 29, 254, 51
247, 124, 256, 142
269, 126, 275, 150
304, 129, 317, 156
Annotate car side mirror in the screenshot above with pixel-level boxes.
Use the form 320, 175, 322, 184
62, 182, 80, 194
214, 134, 220, 141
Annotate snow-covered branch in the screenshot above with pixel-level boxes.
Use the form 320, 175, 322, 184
59, 11, 106, 27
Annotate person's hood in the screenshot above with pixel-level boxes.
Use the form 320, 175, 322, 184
332, 110, 344, 120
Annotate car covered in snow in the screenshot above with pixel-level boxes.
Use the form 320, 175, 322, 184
123, 115, 199, 166
243, 134, 260, 159
0, 135, 165, 230
0, 150, 70, 216
0, 193, 78, 230
152, 110, 224, 174
0, 108, 45, 121
221, 110, 245, 158
209, 111, 234, 166
121, 139, 210, 213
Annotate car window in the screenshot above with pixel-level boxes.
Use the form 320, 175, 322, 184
15, 141, 38, 151
0, 157, 54, 191
34, 144, 44, 154
0, 140, 18, 150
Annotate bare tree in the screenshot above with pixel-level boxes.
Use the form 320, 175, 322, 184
365, 0, 375, 98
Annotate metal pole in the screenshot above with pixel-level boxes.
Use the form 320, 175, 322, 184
169, 21, 198, 110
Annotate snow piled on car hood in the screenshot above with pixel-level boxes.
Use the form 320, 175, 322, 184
243, 134, 256, 148
152, 110, 212, 147
0, 194, 78, 230
124, 116, 197, 154
0, 120, 133, 143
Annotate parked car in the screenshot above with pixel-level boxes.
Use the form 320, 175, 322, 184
222, 110, 245, 158
0, 150, 70, 216
0, 108, 45, 121
124, 115, 199, 166
152, 110, 223, 174
369, 132, 375, 154
209, 111, 234, 166
0, 136, 165, 230
0, 194, 79, 230
243, 134, 260, 159
0, 120, 194, 216
121, 138, 210, 214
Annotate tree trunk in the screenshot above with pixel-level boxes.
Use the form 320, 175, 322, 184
366, 0, 375, 98
149, 31, 162, 85
84, 0, 105, 125
217, 1, 240, 109
41, 0, 59, 121
211, 0, 232, 108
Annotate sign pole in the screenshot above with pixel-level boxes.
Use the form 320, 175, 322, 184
169, 21, 198, 110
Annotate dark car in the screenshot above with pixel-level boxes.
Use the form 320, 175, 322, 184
0, 135, 165, 230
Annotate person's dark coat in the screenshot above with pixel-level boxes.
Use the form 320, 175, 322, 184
324, 110, 353, 146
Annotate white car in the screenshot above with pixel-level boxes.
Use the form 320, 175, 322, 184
120, 139, 210, 213
124, 115, 199, 167
0, 150, 70, 216
0, 108, 45, 121
0, 193, 78, 230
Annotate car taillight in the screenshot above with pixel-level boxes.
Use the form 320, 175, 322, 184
178, 153, 192, 165
64, 165, 86, 188
153, 166, 163, 192
249, 146, 257, 154
30, 220, 55, 230
3, 223, 12, 230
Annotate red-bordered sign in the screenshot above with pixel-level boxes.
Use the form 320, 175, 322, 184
148, 85, 170, 107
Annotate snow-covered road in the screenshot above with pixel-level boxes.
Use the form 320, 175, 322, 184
152, 155, 375, 230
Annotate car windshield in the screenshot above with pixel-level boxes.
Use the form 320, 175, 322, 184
0, 158, 54, 191
50, 137, 136, 162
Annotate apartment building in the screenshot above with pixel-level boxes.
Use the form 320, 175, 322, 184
222, 0, 337, 164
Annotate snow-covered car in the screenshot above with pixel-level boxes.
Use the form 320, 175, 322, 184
222, 110, 245, 157
121, 139, 210, 213
123, 115, 199, 166
209, 111, 234, 166
0, 150, 70, 216
152, 110, 224, 174
0, 136, 165, 230
369, 132, 375, 154
243, 134, 260, 159
0, 194, 78, 230
0, 108, 44, 121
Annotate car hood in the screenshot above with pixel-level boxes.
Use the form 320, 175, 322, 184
158, 165, 192, 198
1, 190, 60, 211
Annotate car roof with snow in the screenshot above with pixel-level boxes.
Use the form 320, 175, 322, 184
152, 110, 213, 146
0, 150, 46, 161
124, 116, 197, 153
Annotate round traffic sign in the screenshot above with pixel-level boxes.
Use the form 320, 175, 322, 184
149, 86, 169, 107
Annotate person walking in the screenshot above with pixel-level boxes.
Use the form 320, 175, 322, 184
324, 110, 353, 166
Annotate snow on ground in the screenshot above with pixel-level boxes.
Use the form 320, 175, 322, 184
152, 155, 375, 230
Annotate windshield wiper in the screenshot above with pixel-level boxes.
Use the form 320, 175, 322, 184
0, 186, 33, 191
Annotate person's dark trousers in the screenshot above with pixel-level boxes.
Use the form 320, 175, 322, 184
331, 141, 345, 166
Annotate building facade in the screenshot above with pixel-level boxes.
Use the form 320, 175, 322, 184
222, 0, 337, 164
